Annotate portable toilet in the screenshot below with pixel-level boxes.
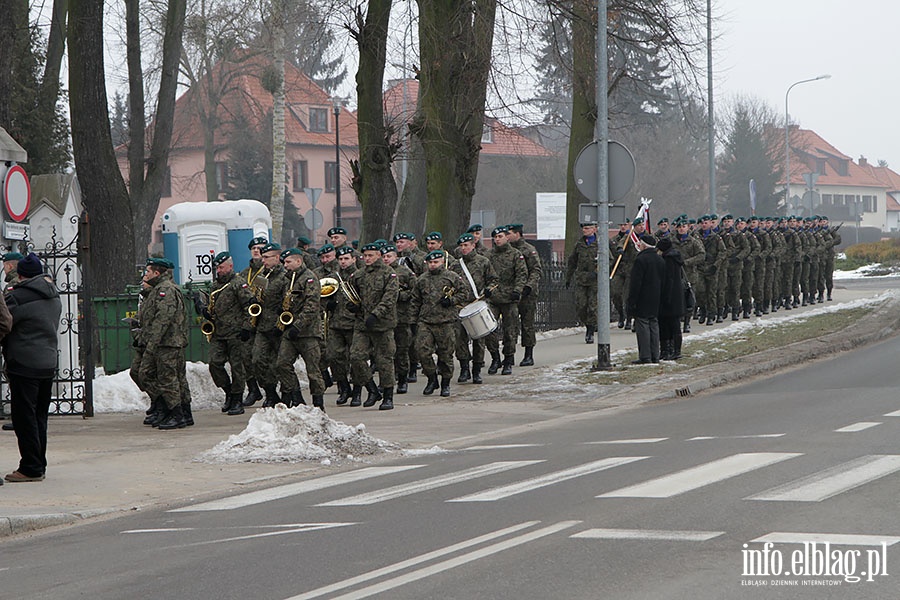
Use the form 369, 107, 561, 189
160, 199, 272, 284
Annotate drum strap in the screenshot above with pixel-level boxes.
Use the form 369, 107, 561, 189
459, 257, 480, 298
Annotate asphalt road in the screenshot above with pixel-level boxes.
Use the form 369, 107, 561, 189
4, 332, 900, 600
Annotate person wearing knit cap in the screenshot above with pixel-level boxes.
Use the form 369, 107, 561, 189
627, 235, 665, 364
2, 253, 62, 481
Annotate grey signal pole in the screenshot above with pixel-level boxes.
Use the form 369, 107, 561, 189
594, 0, 611, 370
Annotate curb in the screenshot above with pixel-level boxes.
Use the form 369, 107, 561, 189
0, 508, 121, 539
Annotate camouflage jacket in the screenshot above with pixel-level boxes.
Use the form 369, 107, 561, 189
284, 265, 323, 339
565, 236, 599, 288
511, 238, 542, 294
4, 269, 19, 293
451, 251, 497, 299
743, 229, 761, 264
488, 243, 527, 305
699, 229, 727, 275
411, 266, 470, 325
614, 233, 640, 279
349, 260, 399, 332
257, 264, 288, 334
208, 271, 254, 339
326, 263, 359, 330
672, 233, 705, 279
139, 270, 186, 351
753, 228, 771, 262
315, 260, 340, 279
767, 228, 785, 262
390, 261, 418, 325
781, 228, 801, 262
399, 247, 427, 276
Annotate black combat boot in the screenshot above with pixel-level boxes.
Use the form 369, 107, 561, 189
407, 366, 418, 383
744, 302, 752, 318
731, 308, 739, 321
624, 317, 633, 331
471, 364, 483, 384
243, 378, 263, 406
801, 293, 808, 306
682, 316, 691, 334
143, 396, 162, 425
487, 352, 502, 375
322, 369, 333, 389
262, 385, 281, 408
617, 316, 625, 328
585, 325, 594, 344
716, 309, 724, 323
422, 374, 439, 395
363, 380, 382, 407
827, 290, 832, 301
182, 402, 194, 426
312, 394, 325, 412
817, 291, 824, 303
793, 295, 800, 307
227, 393, 245, 415
379, 386, 394, 411
288, 389, 306, 408
501, 355, 513, 375
697, 307, 706, 322
457, 361, 471, 383
157, 404, 186, 430
349, 384, 362, 407
221, 389, 231, 413
395, 375, 408, 395
440, 377, 451, 397
519, 347, 534, 367
336, 380, 351, 405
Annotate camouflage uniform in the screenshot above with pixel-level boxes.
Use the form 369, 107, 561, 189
389, 260, 417, 389
808, 226, 825, 302
485, 243, 527, 366
781, 224, 801, 307
766, 225, 785, 312
276, 265, 325, 404
723, 227, 750, 319
3, 269, 20, 292
411, 265, 470, 383
565, 234, 599, 330
206, 271, 254, 396
138, 270, 187, 411
614, 233, 640, 324
325, 262, 358, 386
349, 259, 399, 388
608, 231, 628, 325
510, 238, 541, 356
252, 264, 288, 393
399, 246, 427, 277
698, 229, 726, 324
672, 232, 704, 329
239, 258, 266, 402
450, 251, 497, 375
739, 226, 760, 317
751, 225, 770, 315
822, 225, 841, 299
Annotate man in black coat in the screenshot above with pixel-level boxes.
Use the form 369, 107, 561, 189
628, 235, 665, 364
657, 238, 686, 360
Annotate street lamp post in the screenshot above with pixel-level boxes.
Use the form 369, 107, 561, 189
332, 96, 342, 227
784, 75, 830, 214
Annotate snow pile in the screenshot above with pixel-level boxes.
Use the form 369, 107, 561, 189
195, 403, 394, 464
834, 263, 900, 279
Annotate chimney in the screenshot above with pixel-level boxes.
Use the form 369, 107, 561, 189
859, 156, 868, 167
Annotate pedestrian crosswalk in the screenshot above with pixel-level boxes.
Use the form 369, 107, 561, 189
172, 451, 900, 514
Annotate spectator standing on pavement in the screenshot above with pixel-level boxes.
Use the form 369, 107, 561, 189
2, 253, 61, 482
1, 252, 23, 431
656, 238, 685, 361
628, 235, 665, 364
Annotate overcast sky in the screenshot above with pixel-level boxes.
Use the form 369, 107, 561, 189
715, 0, 898, 168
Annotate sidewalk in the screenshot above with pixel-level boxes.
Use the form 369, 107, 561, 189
1, 285, 896, 538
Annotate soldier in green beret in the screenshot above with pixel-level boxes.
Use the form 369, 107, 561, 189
327, 246, 360, 404
2, 252, 23, 292
485, 226, 526, 375
565, 221, 599, 343
507, 223, 541, 366
253, 243, 291, 407
381, 244, 417, 395
451, 233, 498, 382
237, 236, 267, 406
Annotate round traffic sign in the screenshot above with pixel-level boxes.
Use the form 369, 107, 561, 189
304, 208, 324, 231
573, 140, 636, 203
3, 164, 31, 222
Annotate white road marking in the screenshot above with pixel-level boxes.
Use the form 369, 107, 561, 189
752, 532, 900, 547
122, 528, 195, 534
465, 444, 544, 450
285, 521, 541, 600
597, 452, 801, 498
687, 434, 785, 441
168, 465, 423, 512
748, 455, 900, 502
883, 409, 900, 417
182, 523, 355, 547
316, 461, 544, 506
571, 528, 724, 542
298, 521, 581, 600
834, 422, 881, 433
585, 438, 668, 444
448, 456, 649, 503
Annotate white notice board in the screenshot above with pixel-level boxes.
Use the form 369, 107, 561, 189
535, 192, 567, 240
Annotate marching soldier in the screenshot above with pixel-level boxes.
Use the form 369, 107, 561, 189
614, 217, 645, 329
348, 243, 399, 410
411, 250, 469, 396
393, 232, 426, 276
451, 233, 498, 382
820, 216, 840, 300
654, 218, 671, 239
382, 244, 417, 394
238, 236, 267, 406
138, 257, 189, 430
197, 252, 254, 416
764, 217, 784, 313
749, 217, 770, 316
485, 226, 526, 375
507, 223, 542, 366
671, 219, 704, 332
467, 224, 490, 256
326, 246, 359, 405
424, 231, 458, 269
316, 243, 340, 278
276, 248, 326, 411
253, 243, 290, 407
609, 220, 629, 327
698, 215, 726, 325
565, 220, 599, 343
736, 217, 759, 318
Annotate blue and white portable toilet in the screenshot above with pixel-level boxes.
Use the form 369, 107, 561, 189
160, 199, 272, 284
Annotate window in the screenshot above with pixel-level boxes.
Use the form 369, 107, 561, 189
309, 107, 329, 132
292, 160, 308, 192
832, 194, 844, 206
325, 161, 337, 193
215, 162, 228, 193
161, 166, 172, 198
821, 194, 832, 206
862, 195, 877, 213
481, 123, 493, 143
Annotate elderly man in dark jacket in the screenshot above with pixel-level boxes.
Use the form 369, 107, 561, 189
628, 235, 665, 364
2, 253, 62, 482
657, 238, 686, 361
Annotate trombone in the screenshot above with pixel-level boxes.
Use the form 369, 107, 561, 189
336, 271, 361, 305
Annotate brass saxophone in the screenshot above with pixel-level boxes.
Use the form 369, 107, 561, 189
247, 269, 269, 327
277, 271, 298, 331
201, 283, 230, 342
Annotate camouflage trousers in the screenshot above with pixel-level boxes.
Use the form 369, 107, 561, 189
790, 261, 802, 298
209, 335, 246, 393
764, 259, 777, 308
726, 265, 742, 310
517, 295, 538, 348
717, 266, 729, 309
394, 323, 412, 378
750, 259, 765, 309
139, 346, 184, 410
700, 270, 718, 316
325, 327, 353, 381
609, 275, 626, 322
485, 302, 519, 358
276, 335, 324, 395
824, 256, 836, 292
130, 346, 146, 392
252, 329, 283, 387
574, 284, 598, 328
350, 329, 395, 388
455, 322, 486, 367
799, 258, 811, 294
418, 321, 457, 379
808, 258, 821, 295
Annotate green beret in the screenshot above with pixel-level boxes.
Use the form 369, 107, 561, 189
425, 231, 442, 241
248, 236, 268, 249
457, 233, 475, 244
327, 227, 347, 237
373, 238, 388, 248
657, 218, 668, 225
361, 243, 380, 253
709, 213, 718, 220
296, 236, 312, 246
736, 217, 747, 223
316, 243, 335, 256
146, 256, 174, 270
351, 240, 359, 249
392, 232, 412, 242
632, 217, 644, 226
491, 225, 509, 237
466, 224, 483, 233
380, 244, 397, 255
335, 246, 354, 257
687, 219, 697, 225
507, 223, 524, 232
282, 247, 304, 258
2, 252, 24, 262
212, 251, 231, 266
425, 250, 444, 261
260, 242, 282, 254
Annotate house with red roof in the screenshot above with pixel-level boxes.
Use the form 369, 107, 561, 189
783, 127, 889, 231
863, 161, 900, 232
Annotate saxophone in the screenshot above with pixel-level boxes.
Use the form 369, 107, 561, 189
200, 283, 230, 342
277, 271, 298, 331
247, 269, 269, 327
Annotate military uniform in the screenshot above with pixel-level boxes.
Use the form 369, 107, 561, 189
412, 260, 469, 396
698, 227, 726, 325
565, 232, 599, 339
238, 250, 267, 405
822, 223, 841, 300
765, 223, 785, 313
608, 230, 629, 326
485, 232, 527, 374
450, 243, 497, 382
253, 254, 288, 406
510, 234, 542, 366
738, 222, 760, 318
750, 223, 770, 316
390, 259, 417, 394
671, 230, 704, 331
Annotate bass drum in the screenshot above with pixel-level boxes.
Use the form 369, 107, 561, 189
459, 300, 499, 340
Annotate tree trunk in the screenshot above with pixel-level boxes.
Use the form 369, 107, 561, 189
393, 129, 427, 235
352, 0, 398, 244
269, 0, 287, 242
566, 0, 596, 253
125, 0, 146, 224
68, 0, 135, 294
0, 1, 28, 130
416, 0, 496, 238
37, 0, 67, 125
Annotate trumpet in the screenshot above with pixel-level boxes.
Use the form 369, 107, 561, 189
336, 271, 361, 305
320, 277, 339, 297
277, 271, 298, 331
